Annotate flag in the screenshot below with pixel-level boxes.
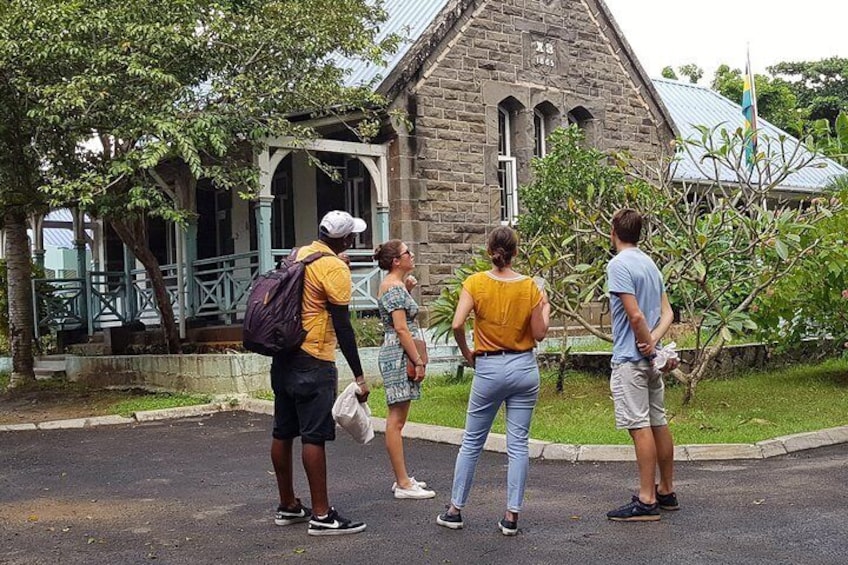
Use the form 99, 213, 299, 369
742, 49, 759, 168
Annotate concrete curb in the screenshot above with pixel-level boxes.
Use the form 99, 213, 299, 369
3, 398, 847, 462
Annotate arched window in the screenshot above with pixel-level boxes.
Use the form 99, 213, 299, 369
497, 98, 523, 224
567, 106, 593, 130
533, 102, 560, 158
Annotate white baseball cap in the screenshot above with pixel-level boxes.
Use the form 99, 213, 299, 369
319, 210, 367, 238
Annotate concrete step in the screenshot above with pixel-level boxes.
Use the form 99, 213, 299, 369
34, 368, 66, 380
34, 360, 67, 372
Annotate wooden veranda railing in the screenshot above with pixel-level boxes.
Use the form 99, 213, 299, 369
32, 249, 381, 335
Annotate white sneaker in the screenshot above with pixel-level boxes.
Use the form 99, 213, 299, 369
391, 477, 427, 492
394, 482, 436, 500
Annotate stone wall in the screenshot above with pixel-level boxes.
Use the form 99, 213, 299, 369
387, 0, 674, 303
537, 340, 844, 378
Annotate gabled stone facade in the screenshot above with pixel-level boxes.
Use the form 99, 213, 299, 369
383, 0, 675, 301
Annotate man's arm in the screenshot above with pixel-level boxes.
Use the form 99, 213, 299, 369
327, 303, 368, 399
617, 293, 656, 357
651, 292, 675, 344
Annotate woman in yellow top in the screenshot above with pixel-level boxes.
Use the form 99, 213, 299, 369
436, 226, 551, 536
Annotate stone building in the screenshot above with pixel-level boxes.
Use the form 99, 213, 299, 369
267, 0, 678, 304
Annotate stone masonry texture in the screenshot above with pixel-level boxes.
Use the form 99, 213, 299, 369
385, 0, 674, 304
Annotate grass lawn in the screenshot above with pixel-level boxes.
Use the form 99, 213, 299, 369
361, 358, 848, 445
0, 373, 213, 424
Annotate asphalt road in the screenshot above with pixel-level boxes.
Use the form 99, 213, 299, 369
1, 411, 846, 565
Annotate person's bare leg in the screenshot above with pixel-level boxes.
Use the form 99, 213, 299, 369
386, 401, 412, 488
271, 438, 296, 508
629, 427, 658, 505
652, 425, 675, 495
302, 442, 329, 516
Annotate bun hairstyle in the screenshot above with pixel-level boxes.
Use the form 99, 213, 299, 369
374, 239, 405, 271
488, 226, 518, 269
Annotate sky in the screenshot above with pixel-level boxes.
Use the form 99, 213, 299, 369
603, 0, 847, 83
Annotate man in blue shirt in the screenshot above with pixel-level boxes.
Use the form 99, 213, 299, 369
605, 209, 680, 522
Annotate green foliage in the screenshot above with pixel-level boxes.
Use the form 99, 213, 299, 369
350, 313, 384, 348
516, 124, 843, 402
110, 392, 213, 417
0, 0, 401, 220
427, 249, 492, 343
0, 259, 52, 352
752, 187, 848, 351
711, 64, 805, 134
770, 57, 848, 126
661, 66, 678, 80
807, 111, 848, 166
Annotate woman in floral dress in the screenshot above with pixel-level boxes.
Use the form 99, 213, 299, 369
374, 239, 435, 500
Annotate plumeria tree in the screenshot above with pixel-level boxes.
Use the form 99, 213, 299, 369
517, 125, 842, 404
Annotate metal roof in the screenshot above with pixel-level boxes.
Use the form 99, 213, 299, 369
336, 0, 452, 88
653, 78, 847, 192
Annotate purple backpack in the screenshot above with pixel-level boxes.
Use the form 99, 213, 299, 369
243, 249, 330, 356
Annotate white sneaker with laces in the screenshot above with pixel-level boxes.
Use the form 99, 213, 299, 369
394, 482, 436, 500
391, 477, 427, 492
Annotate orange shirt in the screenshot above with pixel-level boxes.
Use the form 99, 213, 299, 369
462, 272, 543, 353
296, 241, 352, 362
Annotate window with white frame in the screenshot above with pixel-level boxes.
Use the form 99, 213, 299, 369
498, 106, 519, 224
533, 110, 547, 158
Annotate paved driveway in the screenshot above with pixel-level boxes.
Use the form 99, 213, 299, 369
1, 411, 846, 565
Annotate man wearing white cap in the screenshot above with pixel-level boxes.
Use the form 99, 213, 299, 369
270, 210, 371, 536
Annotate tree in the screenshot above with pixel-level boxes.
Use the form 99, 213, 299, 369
752, 183, 848, 353
711, 64, 804, 134
770, 57, 848, 126
0, 52, 49, 388
515, 125, 841, 404
7, 0, 399, 353
678, 64, 704, 84
807, 111, 848, 166
661, 64, 703, 84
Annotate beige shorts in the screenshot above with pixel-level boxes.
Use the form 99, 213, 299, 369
610, 360, 668, 430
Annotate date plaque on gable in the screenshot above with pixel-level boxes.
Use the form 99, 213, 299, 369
523, 33, 560, 72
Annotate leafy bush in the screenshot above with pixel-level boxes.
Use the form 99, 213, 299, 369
350, 312, 384, 348
752, 186, 848, 352
427, 248, 491, 343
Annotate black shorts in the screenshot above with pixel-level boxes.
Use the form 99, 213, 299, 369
270, 351, 338, 445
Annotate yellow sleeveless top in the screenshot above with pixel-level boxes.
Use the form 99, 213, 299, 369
462, 271, 542, 353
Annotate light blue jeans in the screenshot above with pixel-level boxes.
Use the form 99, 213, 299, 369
450, 351, 540, 513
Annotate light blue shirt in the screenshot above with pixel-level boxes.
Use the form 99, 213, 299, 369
607, 247, 665, 363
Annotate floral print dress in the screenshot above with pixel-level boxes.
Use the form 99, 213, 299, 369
377, 285, 422, 405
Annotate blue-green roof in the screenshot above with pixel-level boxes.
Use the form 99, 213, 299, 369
337, 0, 452, 89
653, 78, 847, 192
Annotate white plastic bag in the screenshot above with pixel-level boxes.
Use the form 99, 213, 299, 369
654, 341, 679, 372
332, 382, 374, 444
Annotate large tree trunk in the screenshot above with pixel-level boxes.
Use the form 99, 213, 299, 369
4, 209, 35, 388
110, 216, 181, 354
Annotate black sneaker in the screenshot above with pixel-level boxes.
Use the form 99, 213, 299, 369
606, 496, 661, 522
498, 518, 518, 536
656, 486, 680, 511
436, 506, 464, 530
307, 507, 366, 536
274, 499, 311, 526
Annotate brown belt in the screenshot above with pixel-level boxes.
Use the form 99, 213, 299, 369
474, 349, 533, 357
